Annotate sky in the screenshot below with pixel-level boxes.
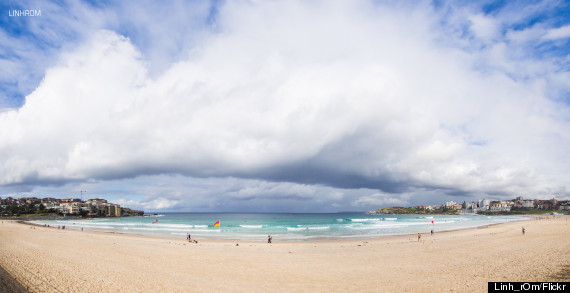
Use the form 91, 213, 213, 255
0, 0, 569, 212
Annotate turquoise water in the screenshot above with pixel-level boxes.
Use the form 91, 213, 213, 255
32, 213, 529, 241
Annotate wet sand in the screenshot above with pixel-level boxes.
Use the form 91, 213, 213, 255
0, 215, 568, 292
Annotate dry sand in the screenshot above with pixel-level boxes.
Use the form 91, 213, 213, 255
1, 216, 568, 292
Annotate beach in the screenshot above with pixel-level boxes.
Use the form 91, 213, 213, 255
0, 216, 568, 292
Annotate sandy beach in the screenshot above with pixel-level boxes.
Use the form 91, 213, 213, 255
1, 216, 568, 292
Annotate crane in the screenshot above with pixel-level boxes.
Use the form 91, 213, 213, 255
78, 190, 86, 202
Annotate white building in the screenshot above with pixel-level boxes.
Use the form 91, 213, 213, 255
445, 201, 457, 208
60, 202, 79, 214
489, 201, 512, 212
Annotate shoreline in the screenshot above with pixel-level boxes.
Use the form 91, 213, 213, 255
17, 214, 537, 242
1, 215, 568, 292
12, 213, 549, 245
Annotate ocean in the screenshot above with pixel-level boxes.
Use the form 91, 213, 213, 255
32, 213, 529, 241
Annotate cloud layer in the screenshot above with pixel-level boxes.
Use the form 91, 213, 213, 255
1, 0, 569, 211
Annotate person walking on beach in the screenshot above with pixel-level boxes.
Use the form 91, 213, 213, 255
417, 233, 421, 242
268, 235, 272, 243
522, 227, 525, 235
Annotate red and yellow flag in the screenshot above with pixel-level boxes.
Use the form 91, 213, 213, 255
214, 220, 220, 227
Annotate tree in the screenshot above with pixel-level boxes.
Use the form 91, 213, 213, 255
27, 203, 37, 214
9, 204, 20, 215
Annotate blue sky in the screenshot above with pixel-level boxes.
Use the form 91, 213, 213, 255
1, 0, 569, 212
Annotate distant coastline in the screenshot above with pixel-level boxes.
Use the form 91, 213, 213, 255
370, 196, 569, 216
370, 207, 568, 216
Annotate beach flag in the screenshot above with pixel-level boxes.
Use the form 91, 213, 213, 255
214, 220, 220, 227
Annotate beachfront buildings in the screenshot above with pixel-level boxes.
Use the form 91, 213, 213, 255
445, 201, 463, 210
54, 198, 121, 216
107, 204, 121, 217
86, 199, 121, 217
461, 197, 568, 214
373, 196, 569, 215
0, 196, 143, 217
60, 199, 81, 214
458, 199, 492, 214
489, 201, 512, 212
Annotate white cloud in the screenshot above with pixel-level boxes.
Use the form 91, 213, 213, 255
115, 197, 179, 211
469, 13, 500, 43
543, 24, 570, 40
1, 0, 569, 210
227, 181, 317, 201
351, 192, 409, 207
